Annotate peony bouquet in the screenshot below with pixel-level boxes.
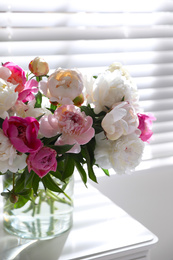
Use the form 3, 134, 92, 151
0, 57, 155, 205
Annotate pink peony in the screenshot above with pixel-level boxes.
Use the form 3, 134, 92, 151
27, 146, 57, 178
2, 116, 42, 153
17, 79, 38, 103
137, 113, 156, 142
39, 105, 95, 153
3, 62, 26, 93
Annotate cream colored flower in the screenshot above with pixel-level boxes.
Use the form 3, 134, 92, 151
29, 57, 49, 76
40, 68, 84, 105
101, 101, 139, 140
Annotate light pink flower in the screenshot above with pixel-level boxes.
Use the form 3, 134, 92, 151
2, 116, 42, 153
137, 113, 156, 142
40, 68, 84, 105
27, 146, 57, 178
3, 62, 26, 93
39, 105, 95, 153
18, 79, 38, 102
101, 101, 139, 140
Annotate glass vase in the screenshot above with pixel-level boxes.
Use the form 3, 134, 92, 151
2, 171, 74, 240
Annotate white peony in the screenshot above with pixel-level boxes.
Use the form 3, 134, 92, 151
0, 129, 27, 173
9, 99, 51, 119
101, 101, 139, 140
85, 68, 139, 114
94, 132, 144, 174
108, 62, 133, 82
83, 73, 96, 105
0, 78, 18, 118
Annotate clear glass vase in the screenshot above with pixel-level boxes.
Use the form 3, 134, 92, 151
2, 172, 74, 240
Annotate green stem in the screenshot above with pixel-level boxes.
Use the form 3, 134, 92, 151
46, 190, 73, 206
36, 194, 42, 214
12, 173, 15, 192
50, 200, 54, 214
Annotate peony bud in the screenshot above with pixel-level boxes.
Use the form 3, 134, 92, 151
73, 93, 84, 107
29, 57, 49, 76
10, 193, 19, 204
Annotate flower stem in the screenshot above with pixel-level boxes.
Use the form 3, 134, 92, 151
46, 190, 73, 206
12, 173, 15, 193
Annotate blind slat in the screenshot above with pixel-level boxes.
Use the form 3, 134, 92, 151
1, 38, 173, 56
1, 12, 173, 27
143, 142, 173, 160
1, 51, 173, 68
139, 87, 173, 101
0, 0, 173, 12
1, 27, 173, 42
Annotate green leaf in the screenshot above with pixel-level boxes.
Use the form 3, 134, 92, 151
50, 103, 57, 111
74, 161, 87, 185
48, 144, 74, 154
63, 154, 75, 180
36, 113, 45, 121
84, 145, 97, 183
94, 126, 104, 134
32, 173, 40, 195
34, 91, 42, 108
0, 117, 4, 129
42, 174, 64, 193
102, 168, 110, 176
50, 169, 63, 181
18, 189, 32, 196
15, 173, 25, 193
80, 104, 95, 118
13, 196, 29, 209
42, 134, 61, 146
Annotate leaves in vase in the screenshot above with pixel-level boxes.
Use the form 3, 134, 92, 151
15, 173, 26, 193
32, 172, 40, 195
42, 174, 64, 193
74, 160, 87, 186
13, 195, 29, 209
63, 154, 75, 180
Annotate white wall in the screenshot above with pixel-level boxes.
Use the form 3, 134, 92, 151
90, 164, 173, 260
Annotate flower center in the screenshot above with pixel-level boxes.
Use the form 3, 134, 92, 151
59, 111, 84, 135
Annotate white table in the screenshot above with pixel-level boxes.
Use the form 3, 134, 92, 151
0, 180, 158, 260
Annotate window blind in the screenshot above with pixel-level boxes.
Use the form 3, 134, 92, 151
0, 0, 173, 171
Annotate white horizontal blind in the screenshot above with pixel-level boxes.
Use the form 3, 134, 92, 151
0, 0, 173, 170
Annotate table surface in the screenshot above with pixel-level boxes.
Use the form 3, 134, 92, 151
0, 179, 158, 260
